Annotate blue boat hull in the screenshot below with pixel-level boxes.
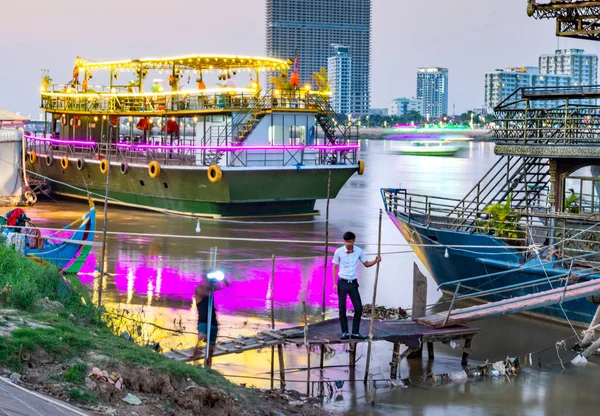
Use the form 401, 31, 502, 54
25, 207, 95, 272
388, 213, 599, 327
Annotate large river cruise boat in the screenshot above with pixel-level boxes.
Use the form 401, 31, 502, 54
26, 55, 361, 217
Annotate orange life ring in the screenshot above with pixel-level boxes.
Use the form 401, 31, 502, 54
207, 165, 222, 183
29, 151, 37, 164
60, 157, 69, 170
358, 160, 365, 175
100, 159, 109, 175
148, 161, 161, 179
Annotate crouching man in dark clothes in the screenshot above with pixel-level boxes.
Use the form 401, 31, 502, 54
192, 277, 230, 367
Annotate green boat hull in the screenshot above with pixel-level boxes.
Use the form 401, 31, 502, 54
396, 150, 459, 156
28, 158, 357, 217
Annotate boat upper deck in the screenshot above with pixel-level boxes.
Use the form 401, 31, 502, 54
493, 86, 600, 158
41, 87, 331, 116
40, 54, 331, 116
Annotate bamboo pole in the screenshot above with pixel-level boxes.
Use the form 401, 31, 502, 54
320, 170, 332, 370
277, 344, 286, 390
98, 117, 112, 307
303, 301, 310, 396
270, 254, 275, 390
364, 209, 383, 383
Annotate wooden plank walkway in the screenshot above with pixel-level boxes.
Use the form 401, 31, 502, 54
417, 278, 600, 328
163, 318, 479, 362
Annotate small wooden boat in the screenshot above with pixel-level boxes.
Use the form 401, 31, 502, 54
2, 200, 96, 273
389, 140, 461, 157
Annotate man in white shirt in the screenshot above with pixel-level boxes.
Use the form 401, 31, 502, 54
332, 231, 382, 340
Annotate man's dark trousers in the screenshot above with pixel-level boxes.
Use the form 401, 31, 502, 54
338, 279, 363, 334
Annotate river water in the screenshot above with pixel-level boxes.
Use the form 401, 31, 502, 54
14, 140, 600, 415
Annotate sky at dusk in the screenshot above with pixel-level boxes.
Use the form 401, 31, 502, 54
1, 0, 598, 117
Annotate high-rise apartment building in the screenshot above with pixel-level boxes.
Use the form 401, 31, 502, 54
328, 45, 352, 115
539, 49, 598, 86
266, 0, 371, 115
484, 49, 598, 111
416, 68, 448, 119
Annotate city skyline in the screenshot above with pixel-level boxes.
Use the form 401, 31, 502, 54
1, 0, 599, 117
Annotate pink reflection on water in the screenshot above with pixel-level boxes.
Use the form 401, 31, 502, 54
78, 250, 356, 314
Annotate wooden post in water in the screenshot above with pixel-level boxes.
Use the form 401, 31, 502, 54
364, 209, 383, 384
390, 342, 401, 379
270, 254, 275, 390
277, 344, 286, 390
368, 373, 375, 406
348, 343, 356, 381
320, 170, 332, 370
461, 337, 473, 366
98, 118, 112, 307
303, 301, 310, 396
408, 263, 427, 359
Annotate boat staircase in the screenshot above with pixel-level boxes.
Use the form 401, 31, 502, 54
313, 97, 352, 146
200, 91, 357, 166
447, 155, 551, 231
200, 95, 270, 165
234, 95, 272, 143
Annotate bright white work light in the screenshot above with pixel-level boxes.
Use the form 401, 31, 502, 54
207, 270, 225, 282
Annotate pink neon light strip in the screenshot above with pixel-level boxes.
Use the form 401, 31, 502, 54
26, 136, 97, 147
115, 143, 358, 151
25, 135, 358, 152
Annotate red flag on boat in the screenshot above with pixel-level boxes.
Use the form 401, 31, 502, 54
136, 118, 149, 131
289, 52, 300, 88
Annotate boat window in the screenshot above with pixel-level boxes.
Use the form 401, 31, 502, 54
563, 165, 600, 214
289, 126, 306, 145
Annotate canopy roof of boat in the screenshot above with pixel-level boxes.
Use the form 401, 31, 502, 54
75, 55, 290, 72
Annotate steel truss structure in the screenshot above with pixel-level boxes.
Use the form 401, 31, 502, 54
528, 1, 600, 40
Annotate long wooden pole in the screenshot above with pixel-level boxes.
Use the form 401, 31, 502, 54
321, 169, 332, 318
320, 170, 332, 370
270, 254, 275, 390
303, 301, 310, 396
98, 118, 112, 307
205, 247, 218, 368
364, 209, 383, 383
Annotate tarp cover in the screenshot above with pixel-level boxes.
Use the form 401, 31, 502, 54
0, 129, 23, 198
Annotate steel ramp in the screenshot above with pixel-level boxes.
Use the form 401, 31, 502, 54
417, 279, 600, 328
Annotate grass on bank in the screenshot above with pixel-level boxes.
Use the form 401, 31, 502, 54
0, 244, 238, 403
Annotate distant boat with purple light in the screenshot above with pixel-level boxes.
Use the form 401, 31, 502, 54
26, 54, 362, 217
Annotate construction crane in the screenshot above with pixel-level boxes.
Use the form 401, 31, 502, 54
527, 0, 600, 41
